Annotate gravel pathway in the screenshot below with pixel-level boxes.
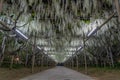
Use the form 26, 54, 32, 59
21, 67, 94, 80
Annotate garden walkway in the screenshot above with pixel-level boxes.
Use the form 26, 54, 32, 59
21, 66, 94, 80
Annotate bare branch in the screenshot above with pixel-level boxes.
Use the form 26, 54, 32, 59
14, 10, 24, 28
0, 21, 11, 30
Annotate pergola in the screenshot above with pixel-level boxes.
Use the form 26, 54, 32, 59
0, 0, 120, 73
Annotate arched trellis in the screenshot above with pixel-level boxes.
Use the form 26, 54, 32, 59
64, 0, 120, 73
0, 16, 55, 72
0, 0, 120, 74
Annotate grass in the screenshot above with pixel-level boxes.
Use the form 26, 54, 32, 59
0, 67, 52, 80
72, 67, 120, 80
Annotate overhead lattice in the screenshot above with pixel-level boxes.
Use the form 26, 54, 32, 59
0, 0, 116, 62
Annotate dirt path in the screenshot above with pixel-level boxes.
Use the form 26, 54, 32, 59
21, 66, 94, 80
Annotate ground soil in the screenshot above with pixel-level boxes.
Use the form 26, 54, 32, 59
1, 67, 120, 80
0, 67, 50, 80
73, 67, 120, 80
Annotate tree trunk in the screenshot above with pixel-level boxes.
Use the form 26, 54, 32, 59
103, 60, 106, 68
0, 0, 3, 12
0, 45, 5, 66
31, 32, 37, 73
31, 54, 35, 73
95, 57, 98, 67
115, 0, 120, 22
46, 57, 48, 68
0, 36, 6, 66
76, 55, 79, 71
71, 58, 74, 68
10, 55, 14, 70
25, 54, 29, 67
109, 47, 114, 68
41, 55, 44, 71
84, 52, 87, 74
83, 34, 88, 74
